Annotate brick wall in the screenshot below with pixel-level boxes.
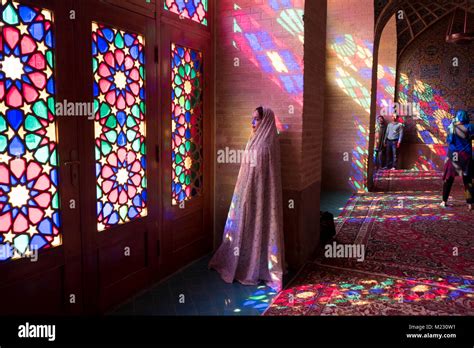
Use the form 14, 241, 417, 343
376, 15, 397, 118
322, 0, 374, 192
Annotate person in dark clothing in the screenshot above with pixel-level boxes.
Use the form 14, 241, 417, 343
441, 110, 474, 211
374, 116, 387, 169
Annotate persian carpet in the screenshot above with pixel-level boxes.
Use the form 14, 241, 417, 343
264, 170, 474, 316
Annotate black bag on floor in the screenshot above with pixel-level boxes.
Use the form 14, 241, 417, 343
320, 211, 336, 244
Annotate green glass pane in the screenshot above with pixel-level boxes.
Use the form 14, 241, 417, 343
48, 97, 55, 115
33, 101, 48, 119
126, 130, 137, 142
119, 205, 128, 220
114, 32, 124, 48
100, 103, 111, 118
46, 51, 54, 68
104, 130, 117, 143
131, 105, 140, 118
100, 140, 112, 156
25, 115, 42, 132
52, 192, 59, 209
96, 185, 102, 199
50, 149, 58, 166
0, 117, 7, 132
34, 145, 50, 163
105, 116, 117, 129
25, 134, 42, 150
3, 3, 18, 25
0, 135, 7, 152
132, 138, 141, 152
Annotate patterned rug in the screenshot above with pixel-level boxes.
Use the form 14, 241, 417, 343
265, 170, 474, 316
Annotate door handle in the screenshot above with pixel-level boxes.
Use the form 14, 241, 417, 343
64, 150, 80, 188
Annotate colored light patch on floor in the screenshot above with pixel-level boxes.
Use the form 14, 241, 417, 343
265, 264, 474, 316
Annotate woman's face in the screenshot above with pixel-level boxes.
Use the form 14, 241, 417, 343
252, 110, 262, 132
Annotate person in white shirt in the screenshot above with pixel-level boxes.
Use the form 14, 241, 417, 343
383, 115, 404, 170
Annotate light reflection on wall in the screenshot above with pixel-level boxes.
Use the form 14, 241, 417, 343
331, 34, 456, 185
331, 35, 373, 192
398, 73, 454, 170
232, 0, 304, 132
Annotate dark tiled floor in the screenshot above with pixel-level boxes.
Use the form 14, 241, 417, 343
110, 190, 353, 316
320, 190, 353, 217
109, 255, 280, 316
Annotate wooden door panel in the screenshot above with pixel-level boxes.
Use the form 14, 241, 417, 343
0, 266, 64, 315
159, 21, 213, 276
78, 0, 159, 313
0, 0, 82, 315
99, 0, 156, 18
171, 210, 203, 251
99, 230, 148, 288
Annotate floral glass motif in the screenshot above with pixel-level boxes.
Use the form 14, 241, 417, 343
0, 1, 61, 261
164, 0, 208, 26
171, 43, 203, 206
92, 22, 147, 232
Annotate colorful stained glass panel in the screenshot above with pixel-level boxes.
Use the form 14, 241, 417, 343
0, 1, 61, 261
164, 0, 208, 26
92, 23, 147, 232
171, 43, 203, 206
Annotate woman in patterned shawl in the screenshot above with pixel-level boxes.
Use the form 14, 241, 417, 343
209, 106, 285, 291
441, 110, 474, 210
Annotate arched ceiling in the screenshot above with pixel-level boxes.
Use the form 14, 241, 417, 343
375, 0, 474, 58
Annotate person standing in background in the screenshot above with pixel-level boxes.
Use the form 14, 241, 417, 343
440, 110, 474, 211
375, 116, 387, 169
384, 115, 404, 170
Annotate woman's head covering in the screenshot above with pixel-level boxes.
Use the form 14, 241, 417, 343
447, 109, 470, 144
455, 110, 469, 124
248, 107, 278, 150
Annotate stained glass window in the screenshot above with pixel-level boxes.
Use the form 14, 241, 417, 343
164, 0, 208, 26
92, 23, 147, 232
171, 43, 203, 206
0, 1, 61, 261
